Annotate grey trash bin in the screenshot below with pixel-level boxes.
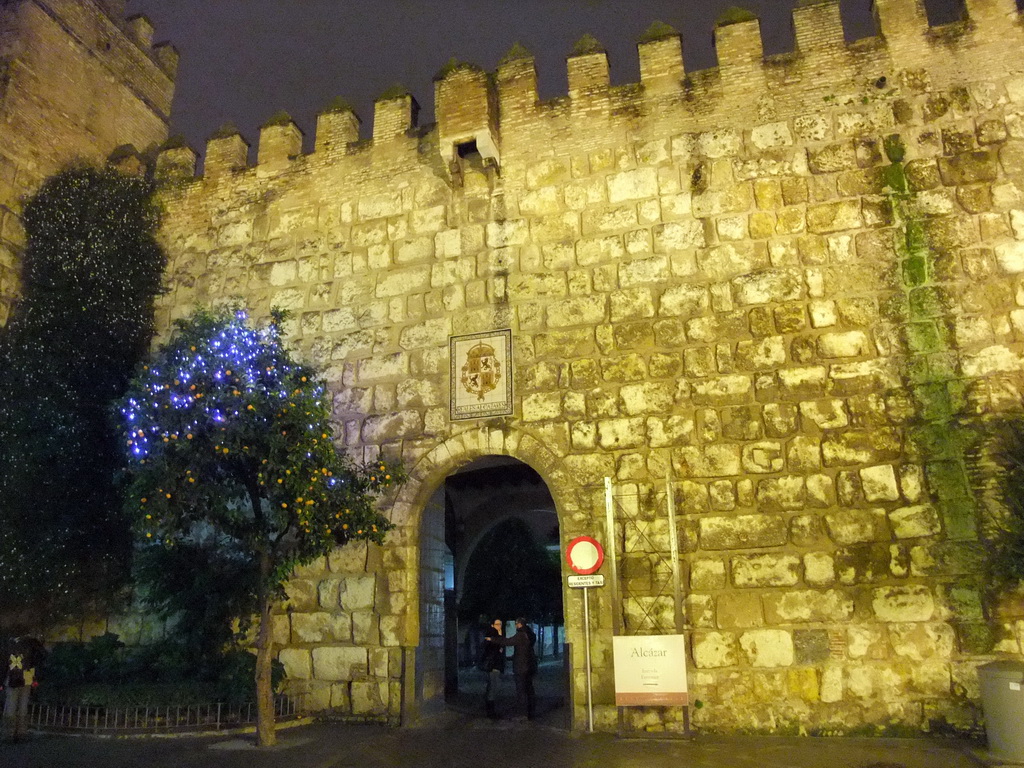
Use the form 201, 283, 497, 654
978, 660, 1024, 762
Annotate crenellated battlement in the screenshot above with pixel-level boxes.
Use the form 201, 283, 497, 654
155, 0, 1024, 187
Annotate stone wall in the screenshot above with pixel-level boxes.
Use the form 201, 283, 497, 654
0, 0, 176, 325
146, 0, 1024, 733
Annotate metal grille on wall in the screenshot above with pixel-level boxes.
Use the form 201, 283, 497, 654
602, 475, 683, 637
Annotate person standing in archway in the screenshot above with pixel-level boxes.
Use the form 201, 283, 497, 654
479, 618, 505, 719
488, 617, 537, 721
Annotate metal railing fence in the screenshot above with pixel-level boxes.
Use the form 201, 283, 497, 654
26, 694, 300, 735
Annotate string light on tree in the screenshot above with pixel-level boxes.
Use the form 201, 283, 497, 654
117, 305, 402, 747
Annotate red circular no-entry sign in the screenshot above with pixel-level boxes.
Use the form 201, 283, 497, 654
566, 536, 605, 575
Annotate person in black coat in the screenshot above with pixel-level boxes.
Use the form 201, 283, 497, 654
488, 617, 537, 720
3, 632, 46, 742
479, 618, 506, 719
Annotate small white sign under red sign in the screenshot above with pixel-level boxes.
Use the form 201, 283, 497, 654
567, 574, 605, 588
565, 535, 604, 575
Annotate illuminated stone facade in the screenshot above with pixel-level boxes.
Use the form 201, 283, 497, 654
10, 0, 1024, 735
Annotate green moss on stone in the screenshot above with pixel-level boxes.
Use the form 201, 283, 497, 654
377, 83, 411, 101
638, 21, 678, 44
716, 7, 758, 26
433, 57, 482, 81
320, 96, 356, 115
209, 122, 241, 141
571, 33, 606, 57
499, 42, 532, 67
261, 110, 293, 129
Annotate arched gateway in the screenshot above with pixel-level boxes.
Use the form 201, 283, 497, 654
391, 428, 588, 726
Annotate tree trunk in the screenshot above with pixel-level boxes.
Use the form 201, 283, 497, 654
255, 549, 276, 747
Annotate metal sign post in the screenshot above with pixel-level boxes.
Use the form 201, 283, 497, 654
568, 576, 604, 734
583, 585, 593, 732
566, 543, 606, 734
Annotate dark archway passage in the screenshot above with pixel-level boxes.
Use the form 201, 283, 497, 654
416, 456, 567, 725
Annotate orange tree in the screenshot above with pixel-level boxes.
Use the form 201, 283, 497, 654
117, 306, 400, 746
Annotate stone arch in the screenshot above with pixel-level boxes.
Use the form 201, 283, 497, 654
388, 424, 585, 721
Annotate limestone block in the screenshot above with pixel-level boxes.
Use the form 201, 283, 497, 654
660, 283, 709, 318
750, 122, 794, 151
755, 476, 806, 511
962, 345, 1024, 377
693, 632, 739, 668
615, 255, 666, 288
692, 186, 753, 218
279, 648, 312, 680
847, 624, 886, 660
582, 205, 639, 234
890, 622, 955, 661
806, 200, 863, 233
804, 553, 836, 586
526, 158, 571, 188
996, 241, 1024, 273
872, 585, 935, 622
822, 429, 901, 467
292, 612, 352, 644
358, 192, 403, 220
380, 615, 405, 646
312, 646, 368, 681
646, 416, 694, 449
937, 151, 999, 185
399, 318, 451, 350
740, 630, 794, 668
808, 142, 857, 174
691, 559, 726, 590
698, 242, 770, 281
351, 680, 389, 716
674, 444, 741, 478
698, 129, 742, 158
608, 168, 658, 203
859, 464, 900, 502
329, 541, 368, 573
763, 589, 854, 624
889, 505, 941, 539
691, 375, 752, 406
316, 576, 344, 610
741, 442, 784, 473
523, 392, 561, 422
362, 411, 424, 442
653, 220, 706, 252
797, 400, 845, 431
617, 382, 673, 416
824, 509, 889, 545
779, 367, 828, 399
547, 295, 607, 327
597, 417, 646, 449
732, 270, 803, 306
285, 580, 319, 612
820, 664, 843, 703
735, 338, 786, 371
717, 592, 764, 629
700, 514, 787, 551
356, 352, 409, 383
816, 330, 873, 358
353, 612, 380, 645
610, 288, 655, 322
340, 575, 377, 611
601, 353, 647, 382
732, 554, 800, 588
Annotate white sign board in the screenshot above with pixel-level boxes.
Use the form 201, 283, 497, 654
613, 635, 689, 706
567, 574, 605, 588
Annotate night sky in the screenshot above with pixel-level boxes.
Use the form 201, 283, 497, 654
126, 0, 965, 153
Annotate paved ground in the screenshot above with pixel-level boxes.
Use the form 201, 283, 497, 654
1, 665, 1009, 768
0, 715, 1000, 768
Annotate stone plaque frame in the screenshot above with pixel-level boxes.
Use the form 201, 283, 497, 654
449, 329, 513, 421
